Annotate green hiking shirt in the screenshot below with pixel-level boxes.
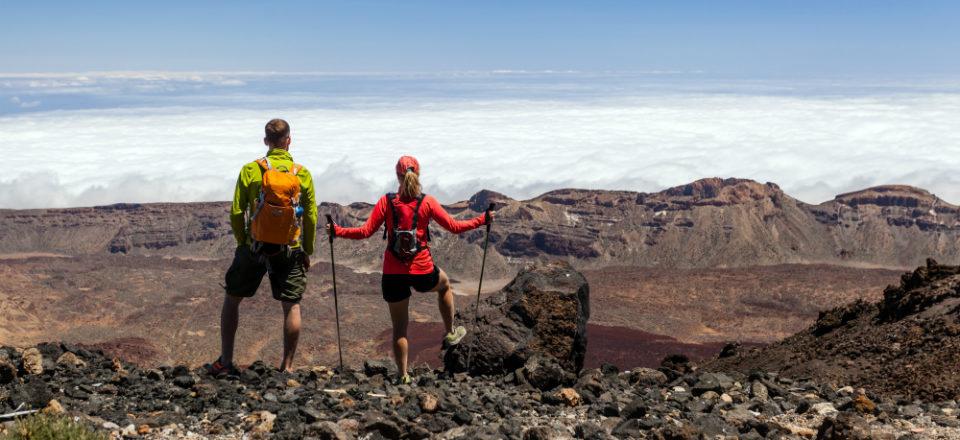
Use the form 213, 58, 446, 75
230, 148, 318, 255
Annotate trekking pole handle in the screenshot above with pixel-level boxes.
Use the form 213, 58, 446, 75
325, 214, 335, 243
485, 203, 495, 230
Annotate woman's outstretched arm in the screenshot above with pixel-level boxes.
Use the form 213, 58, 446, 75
334, 195, 388, 239
427, 195, 488, 234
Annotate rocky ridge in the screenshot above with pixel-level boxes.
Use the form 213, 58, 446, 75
2, 179, 960, 274
709, 259, 960, 402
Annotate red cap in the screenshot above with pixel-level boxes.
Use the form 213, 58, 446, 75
396, 155, 420, 177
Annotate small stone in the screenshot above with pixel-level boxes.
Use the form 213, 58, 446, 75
340, 396, 356, 409
0, 360, 15, 384
21, 348, 43, 375
311, 365, 335, 378
629, 368, 668, 387
337, 418, 360, 434
137, 425, 151, 435
838, 386, 855, 395
55, 352, 87, 368
102, 421, 120, 430
243, 410, 276, 433
750, 381, 768, 402
42, 399, 65, 415
621, 397, 647, 419
419, 392, 439, 413
286, 378, 301, 388
692, 373, 733, 395
556, 388, 581, 407
173, 375, 196, 388
362, 417, 402, 439
523, 426, 567, 440
720, 393, 734, 404
310, 421, 349, 440
811, 402, 838, 416
120, 424, 137, 436
363, 359, 391, 377
145, 369, 164, 381
111, 358, 125, 372
901, 404, 924, 418
299, 406, 323, 423
852, 395, 876, 414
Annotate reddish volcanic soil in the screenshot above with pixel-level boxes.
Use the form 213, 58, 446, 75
0, 255, 902, 370
379, 322, 758, 370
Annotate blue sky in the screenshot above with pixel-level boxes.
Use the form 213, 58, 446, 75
2, 0, 958, 76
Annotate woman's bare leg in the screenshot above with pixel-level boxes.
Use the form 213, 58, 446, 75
433, 270, 455, 334
387, 298, 410, 377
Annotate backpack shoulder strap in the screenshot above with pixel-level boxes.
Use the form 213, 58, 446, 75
385, 193, 399, 239
289, 163, 302, 175
411, 194, 426, 229
255, 157, 271, 171
416, 194, 432, 242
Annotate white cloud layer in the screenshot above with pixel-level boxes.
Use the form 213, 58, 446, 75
1, 74, 959, 208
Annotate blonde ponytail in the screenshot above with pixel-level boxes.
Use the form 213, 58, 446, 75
399, 169, 422, 199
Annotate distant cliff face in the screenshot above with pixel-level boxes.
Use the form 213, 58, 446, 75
1, 178, 959, 271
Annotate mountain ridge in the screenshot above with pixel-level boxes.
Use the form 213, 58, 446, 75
2, 177, 959, 274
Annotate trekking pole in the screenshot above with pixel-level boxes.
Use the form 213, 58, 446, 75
466, 203, 495, 370
325, 214, 345, 373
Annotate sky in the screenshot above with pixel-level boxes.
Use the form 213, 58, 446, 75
0, 2, 958, 209
2, 1, 959, 76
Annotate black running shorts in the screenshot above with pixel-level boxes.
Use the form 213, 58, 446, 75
224, 245, 307, 303
381, 267, 441, 303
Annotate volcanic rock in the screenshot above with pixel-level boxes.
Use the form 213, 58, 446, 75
628, 367, 668, 387
0, 360, 15, 385
364, 359, 392, 377
21, 348, 42, 375
243, 410, 276, 434
56, 352, 87, 368
444, 261, 589, 376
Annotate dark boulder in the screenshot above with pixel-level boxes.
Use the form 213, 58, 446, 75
444, 261, 589, 376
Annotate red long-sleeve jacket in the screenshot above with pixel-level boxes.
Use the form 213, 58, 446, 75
334, 194, 488, 275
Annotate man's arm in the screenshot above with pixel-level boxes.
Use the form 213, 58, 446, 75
300, 169, 318, 256
229, 170, 249, 246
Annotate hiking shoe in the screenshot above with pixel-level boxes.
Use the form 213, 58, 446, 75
394, 374, 413, 386
443, 326, 467, 347
204, 357, 240, 377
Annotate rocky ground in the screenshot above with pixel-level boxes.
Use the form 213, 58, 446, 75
2, 261, 960, 439
2, 343, 959, 439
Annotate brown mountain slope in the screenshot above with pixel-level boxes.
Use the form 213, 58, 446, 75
2, 178, 957, 272
706, 259, 960, 401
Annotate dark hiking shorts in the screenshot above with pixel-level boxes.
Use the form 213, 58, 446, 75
381, 267, 441, 303
224, 245, 307, 303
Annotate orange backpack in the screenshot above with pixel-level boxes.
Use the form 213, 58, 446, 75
249, 157, 303, 246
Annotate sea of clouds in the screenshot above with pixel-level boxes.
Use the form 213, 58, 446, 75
1, 72, 959, 209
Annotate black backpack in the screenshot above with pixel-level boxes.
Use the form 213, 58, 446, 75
383, 193, 430, 261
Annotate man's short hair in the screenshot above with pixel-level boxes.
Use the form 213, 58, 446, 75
265, 119, 290, 146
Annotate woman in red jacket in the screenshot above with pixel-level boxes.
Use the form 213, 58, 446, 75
327, 156, 490, 384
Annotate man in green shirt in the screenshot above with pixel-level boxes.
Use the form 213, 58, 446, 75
208, 118, 318, 375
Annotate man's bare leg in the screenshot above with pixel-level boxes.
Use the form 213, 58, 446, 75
220, 294, 244, 366
280, 301, 301, 371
